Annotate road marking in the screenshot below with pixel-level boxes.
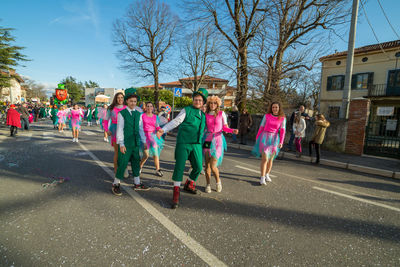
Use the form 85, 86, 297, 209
18, 133, 32, 141
313, 186, 400, 212
42, 131, 54, 139
82, 131, 96, 135
76, 141, 227, 267
235, 165, 277, 178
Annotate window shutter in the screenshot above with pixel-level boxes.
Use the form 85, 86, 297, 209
367, 72, 374, 88
341, 75, 345, 90
351, 74, 356, 89
327, 76, 332, 90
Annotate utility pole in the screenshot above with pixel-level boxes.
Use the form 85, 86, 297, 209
340, 0, 359, 119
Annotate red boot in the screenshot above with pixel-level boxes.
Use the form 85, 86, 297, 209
183, 179, 197, 194
171, 186, 180, 209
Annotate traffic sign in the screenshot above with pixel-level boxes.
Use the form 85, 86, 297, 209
174, 88, 182, 97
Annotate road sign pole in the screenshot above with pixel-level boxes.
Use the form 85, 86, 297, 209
172, 93, 175, 120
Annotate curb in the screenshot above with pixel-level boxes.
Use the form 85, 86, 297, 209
166, 133, 399, 180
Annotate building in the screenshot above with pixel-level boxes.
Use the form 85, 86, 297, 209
143, 75, 236, 108
85, 87, 123, 106
0, 70, 24, 103
319, 40, 400, 158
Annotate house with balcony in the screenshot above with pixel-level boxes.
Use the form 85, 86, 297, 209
143, 75, 236, 108
319, 40, 400, 158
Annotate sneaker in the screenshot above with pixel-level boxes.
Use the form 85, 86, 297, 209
183, 179, 197, 194
155, 169, 164, 177
205, 184, 211, 193
112, 184, 122, 196
216, 183, 222, 192
266, 174, 272, 182
133, 183, 150, 191
104, 137, 108, 142
200, 169, 205, 175
124, 168, 129, 178
75, 138, 79, 143
260, 177, 267, 185
72, 138, 76, 142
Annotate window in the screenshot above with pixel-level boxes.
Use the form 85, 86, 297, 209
327, 75, 344, 90
328, 106, 340, 119
351, 72, 373, 89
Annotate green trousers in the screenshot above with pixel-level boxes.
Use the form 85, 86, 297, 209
115, 145, 140, 179
172, 143, 202, 182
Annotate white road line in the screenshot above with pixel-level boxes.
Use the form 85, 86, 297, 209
313, 186, 400, 212
76, 141, 227, 267
42, 131, 54, 139
82, 131, 96, 135
235, 165, 277, 178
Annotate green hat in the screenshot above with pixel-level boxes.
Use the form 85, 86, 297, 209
124, 88, 140, 101
192, 88, 208, 103
87, 104, 92, 108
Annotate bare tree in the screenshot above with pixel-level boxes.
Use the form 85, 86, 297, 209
113, 0, 179, 105
184, 0, 267, 112
24, 79, 47, 101
255, 0, 349, 107
179, 27, 220, 92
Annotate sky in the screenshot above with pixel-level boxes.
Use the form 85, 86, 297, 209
1, 0, 400, 96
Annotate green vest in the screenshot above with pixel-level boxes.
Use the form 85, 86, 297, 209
120, 108, 141, 148
177, 106, 205, 144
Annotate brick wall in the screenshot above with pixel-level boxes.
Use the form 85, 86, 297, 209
345, 98, 370, 155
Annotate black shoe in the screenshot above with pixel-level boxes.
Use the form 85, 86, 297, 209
155, 169, 164, 177
133, 183, 150, 191
112, 184, 122, 196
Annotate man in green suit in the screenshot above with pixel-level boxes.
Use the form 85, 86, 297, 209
157, 88, 208, 209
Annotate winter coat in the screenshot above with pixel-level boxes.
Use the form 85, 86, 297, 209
239, 113, 253, 134
293, 117, 306, 138
229, 111, 239, 128
7, 108, 21, 128
311, 119, 330, 144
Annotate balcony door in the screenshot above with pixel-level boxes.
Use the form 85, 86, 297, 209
387, 69, 400, 96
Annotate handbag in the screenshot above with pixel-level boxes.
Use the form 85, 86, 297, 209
203, 141, 211, 149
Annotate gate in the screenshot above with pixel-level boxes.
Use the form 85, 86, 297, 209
364, 105, 400, 159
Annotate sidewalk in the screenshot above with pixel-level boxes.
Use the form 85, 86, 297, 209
226, 136, 400, 180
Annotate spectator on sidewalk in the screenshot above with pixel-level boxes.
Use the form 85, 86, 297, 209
229, 105, 239, 143
293, 113, 306, 157
7, 104, 21, 137
309, 114, 330, 164
18, 103, 30, 131
287, 105, 309, 151
239, 108, 252, 145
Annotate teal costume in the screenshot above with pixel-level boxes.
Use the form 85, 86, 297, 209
51, 108, 58, 126
172, 105, 205, 182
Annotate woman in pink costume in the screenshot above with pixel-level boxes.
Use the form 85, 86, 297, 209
68, 104, 84, 143
107, 92, 127, 174
203, 96, 238, 193
139, 102, 165, 177
252, 101, 286, 185
98, 104, 109, 142
57, 106, 67, 132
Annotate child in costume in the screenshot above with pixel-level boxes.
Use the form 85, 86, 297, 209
57, 106, 67, 132
139, 102, 164, 177
94, 105, 99, 125
6, 104, 21, 137
86, 105, 94, 126
68, 104, 84, 142
157, 88, 208, 209
111, 89, 149, 196
50, 106, 59, 129
203, 96, 238, 193
252, 101, 286, 185
293, 112, 306, 157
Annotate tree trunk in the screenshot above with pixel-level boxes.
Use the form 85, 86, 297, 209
235, 45, 248, 112
153, 62, 159, 109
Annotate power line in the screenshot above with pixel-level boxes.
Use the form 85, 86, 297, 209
376, 0, 400, 39
360, 0, 391, 59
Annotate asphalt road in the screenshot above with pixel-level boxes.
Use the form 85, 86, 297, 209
1, 120, 399, 266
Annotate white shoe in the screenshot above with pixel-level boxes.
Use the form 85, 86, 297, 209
72, 138, 76, 142
124, 168, 129, 178
75, 138, 79, 143
205, 184, 211, 193
104, 137, 108, 142
216, 183, 222, 192
266, 174, 272, 182
201, 170, 205, 175
260, 176, 267, 185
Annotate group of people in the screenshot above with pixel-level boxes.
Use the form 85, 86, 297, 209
4, 88, 330, 209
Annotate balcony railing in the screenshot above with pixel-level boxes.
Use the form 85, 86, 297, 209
367, 84, 400, 97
